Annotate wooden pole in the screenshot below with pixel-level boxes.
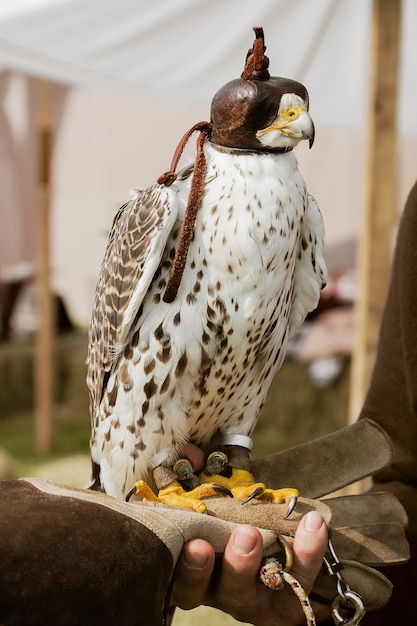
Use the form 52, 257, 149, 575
35, 78, 54, 454
348, 0, 401, 425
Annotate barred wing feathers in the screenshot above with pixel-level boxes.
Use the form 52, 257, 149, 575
87, 183, 178, 416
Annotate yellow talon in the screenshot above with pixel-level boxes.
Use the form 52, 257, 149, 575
128, 469, 298, 516
258, 487, 299, 505
201, 467, 298, 514
200, 467, 254, 490
127, 479, 225, 514
127, 480, 160, 502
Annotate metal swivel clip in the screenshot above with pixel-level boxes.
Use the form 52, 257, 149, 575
324, 538, 365, 626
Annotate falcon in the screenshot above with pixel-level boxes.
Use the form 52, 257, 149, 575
87, 28, 327, 514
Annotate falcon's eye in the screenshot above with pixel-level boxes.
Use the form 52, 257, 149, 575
283, 107, 303, 121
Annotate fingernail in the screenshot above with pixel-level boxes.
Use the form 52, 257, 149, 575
232, 527, 258, 555
184, 547, 209, 569
303, 511, 324, 532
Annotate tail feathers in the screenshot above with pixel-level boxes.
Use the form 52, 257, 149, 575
84, 460, 103, 491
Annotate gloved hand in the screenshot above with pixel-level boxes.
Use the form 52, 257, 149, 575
0, 419, 409, 625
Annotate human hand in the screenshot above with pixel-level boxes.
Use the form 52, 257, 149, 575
172, 511, 331, 626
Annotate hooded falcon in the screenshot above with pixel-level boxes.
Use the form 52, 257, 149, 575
87, 28, 327, 514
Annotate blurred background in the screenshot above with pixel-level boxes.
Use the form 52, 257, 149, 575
0, 2, 415, 622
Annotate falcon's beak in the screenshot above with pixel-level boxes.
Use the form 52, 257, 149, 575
308, 121, 315, 149
257, 105, 315, 148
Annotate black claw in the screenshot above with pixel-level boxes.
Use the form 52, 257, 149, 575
284, 495, 298, 519
212, 484, 233, 498
241, 486, 264, 505
125, 486, 137, 502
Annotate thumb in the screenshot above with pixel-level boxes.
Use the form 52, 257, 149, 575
291, 511, 328, 594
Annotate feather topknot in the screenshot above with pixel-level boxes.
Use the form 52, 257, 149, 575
241, 27, 270, 80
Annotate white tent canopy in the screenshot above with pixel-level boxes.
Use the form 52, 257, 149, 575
0, 0, 416, 133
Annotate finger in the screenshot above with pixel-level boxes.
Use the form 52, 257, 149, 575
291, 511, 328, 593
172, 539, 215, 610
215, 525, 263, 610
177, 442, 205, 471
